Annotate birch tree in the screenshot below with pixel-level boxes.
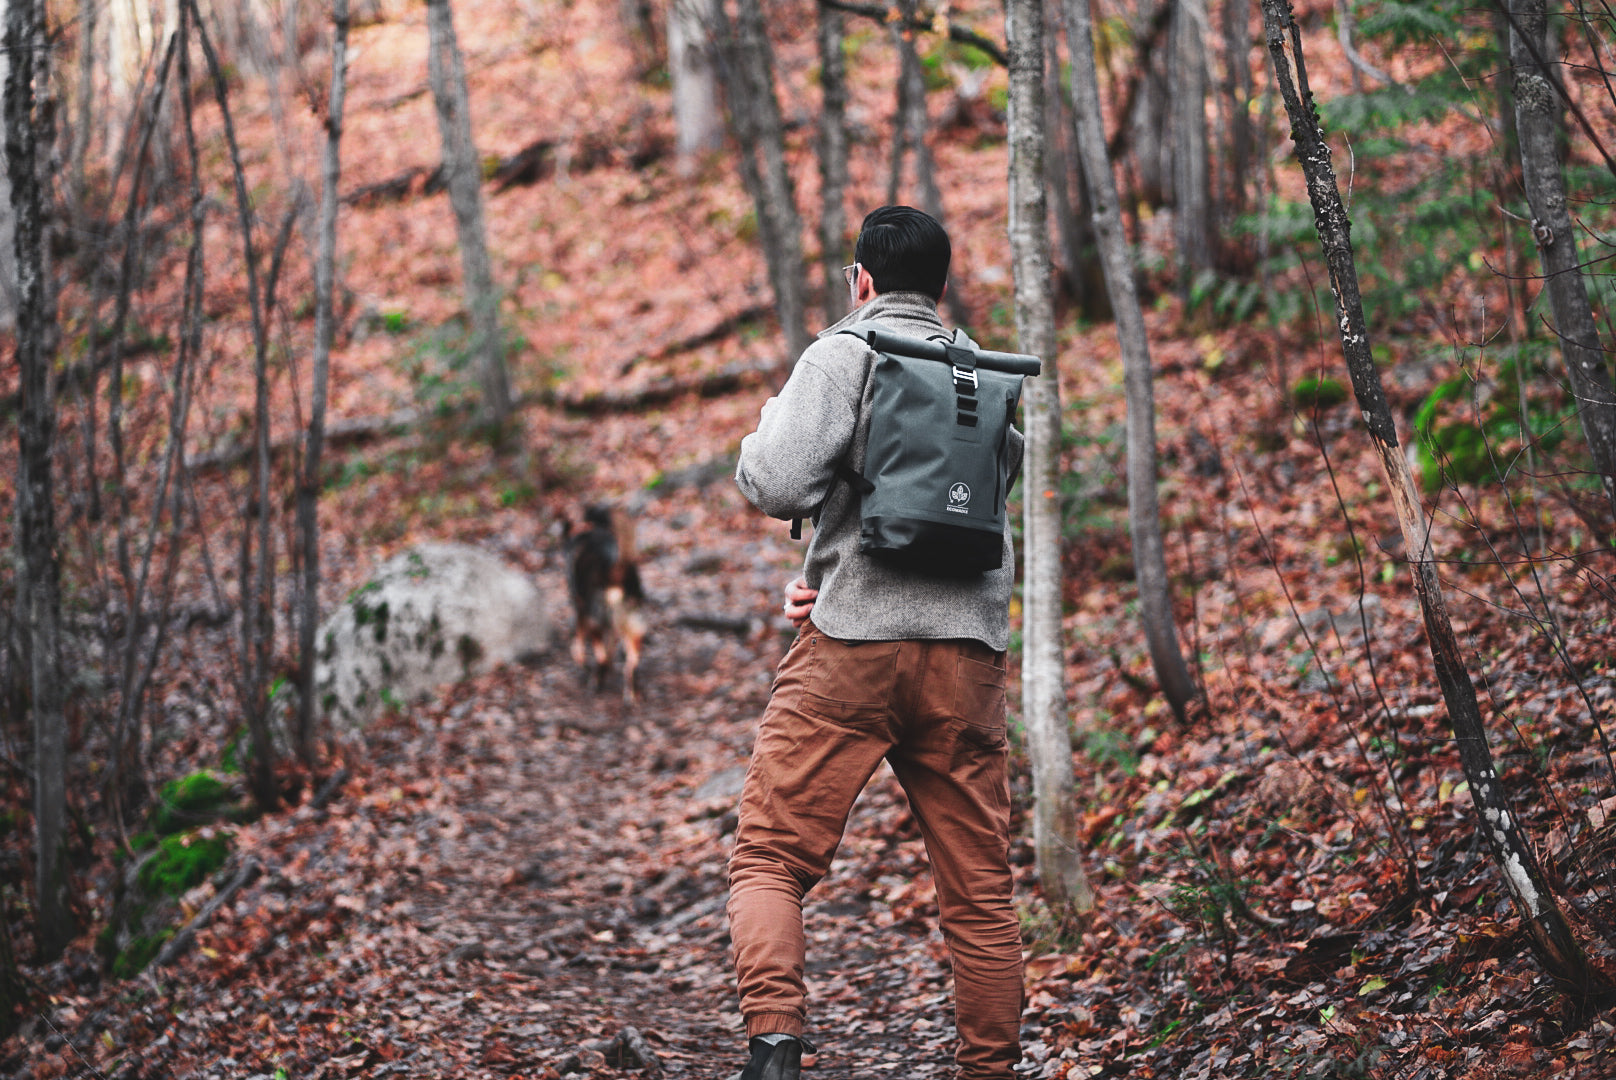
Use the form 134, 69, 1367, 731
1261, 0, 1601, 991
1504, 0, 1616, 519
427, 0, 513, 425
1061, 0, 1198, 721
670, 0, 724, 168
1005, 0, 1093, 915
6, 0, 74, 958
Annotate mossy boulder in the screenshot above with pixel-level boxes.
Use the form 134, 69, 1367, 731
137, 831, 232, 896
314, 543, 553, 732
99, 828, 234, 979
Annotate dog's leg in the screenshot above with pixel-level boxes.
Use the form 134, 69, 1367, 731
570, 630, 590, 688
592, 633, 611, 692
617, 603, 645, 708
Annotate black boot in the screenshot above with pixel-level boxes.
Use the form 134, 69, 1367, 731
735, 1035, 815, 1080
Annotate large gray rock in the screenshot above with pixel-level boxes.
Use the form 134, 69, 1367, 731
315, 543, 551, 731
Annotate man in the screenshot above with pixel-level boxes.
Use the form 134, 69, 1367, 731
728, 206, 1025, 1080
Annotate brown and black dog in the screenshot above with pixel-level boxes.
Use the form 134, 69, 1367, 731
563, 505, 647, 704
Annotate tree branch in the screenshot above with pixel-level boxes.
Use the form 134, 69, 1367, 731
818, 0, 1007, 68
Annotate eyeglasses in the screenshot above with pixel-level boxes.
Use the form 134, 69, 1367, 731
843, 263, 860, 303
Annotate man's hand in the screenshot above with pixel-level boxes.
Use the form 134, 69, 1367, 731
783, 577, 818, 630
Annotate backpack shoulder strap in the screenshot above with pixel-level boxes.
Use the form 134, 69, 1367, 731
788, 326, 927, 540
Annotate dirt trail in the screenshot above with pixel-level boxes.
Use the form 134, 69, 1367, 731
408, 639, 970, 1079
19, 474, 976, 1080
254, 593, 974, 1079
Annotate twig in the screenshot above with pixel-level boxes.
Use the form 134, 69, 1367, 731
1334, 0, 1401, 90
675, 612, 757, 636
310, 767, 352, 811
154, 858, 262, 969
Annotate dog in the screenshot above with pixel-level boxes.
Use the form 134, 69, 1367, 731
563, 504, 647, 704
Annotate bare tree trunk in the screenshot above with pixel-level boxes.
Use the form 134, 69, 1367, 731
1005, 0, 1094, 916
1043, 17, 1106, 321
426, 0, 512, 425
0, 139, 16, 331
105, 31, 180, 821
0, 907, 24, 1038
1128, 0, 1171, 210
1505, 0, 1616, 519
108, 0, 160, 161
1173, 0, 1213, 290
70, 0, 96, 215
1262, 0, 1601, 992
1219, 0, 1255, 219
714, 0, 810, 361
191, 0, 280, 809
296, 0, 350, 764
888, 1, 963, 323
1062, 0, 1198, 722
817, 0, 850, 325
1490, 5, 1527, 343
6, 0, 75, 959
619, 0, 663, 76
885, 3, 944, 216
670, 0, 724, 168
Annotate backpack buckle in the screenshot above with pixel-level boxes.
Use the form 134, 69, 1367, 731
952, 366, 978, 391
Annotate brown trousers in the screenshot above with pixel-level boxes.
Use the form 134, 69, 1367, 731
727, 623, 1024, 1079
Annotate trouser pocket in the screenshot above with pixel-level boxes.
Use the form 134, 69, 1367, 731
799, 631, 900, 728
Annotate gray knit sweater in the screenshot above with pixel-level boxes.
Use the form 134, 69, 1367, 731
736, 293, 1023, 650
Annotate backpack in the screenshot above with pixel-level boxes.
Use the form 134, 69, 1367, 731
792, 324, 1041, 577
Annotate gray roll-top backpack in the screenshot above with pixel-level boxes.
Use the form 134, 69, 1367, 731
790, 325, 1042, 577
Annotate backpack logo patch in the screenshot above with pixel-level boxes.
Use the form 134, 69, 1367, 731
947, 482, 972, 514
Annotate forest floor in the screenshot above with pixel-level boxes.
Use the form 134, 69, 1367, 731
7, 0, 1616, 1076
7, 377, 1616, 1080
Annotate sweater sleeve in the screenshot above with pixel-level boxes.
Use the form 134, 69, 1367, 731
735, 347, 863, 521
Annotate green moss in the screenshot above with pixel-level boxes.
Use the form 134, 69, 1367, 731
149, 771, 232, 836
219, 728, 249, 776
137, 831, 232, 896
1291, 375, 1349, 410
112, 930, 173, 980
456, 634, 484, 672
95, 921, 120, 963
354, 598, 391, 643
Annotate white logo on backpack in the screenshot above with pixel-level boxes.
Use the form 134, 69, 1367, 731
947, 482, 972, 514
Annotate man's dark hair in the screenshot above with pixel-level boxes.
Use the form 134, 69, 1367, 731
854, 206, 950, 301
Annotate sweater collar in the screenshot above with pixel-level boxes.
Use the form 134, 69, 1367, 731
818, 292, 943, 338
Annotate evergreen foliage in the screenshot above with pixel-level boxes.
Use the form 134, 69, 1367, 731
1413, 344, 1573, 492
1242, 0, 1517, 333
